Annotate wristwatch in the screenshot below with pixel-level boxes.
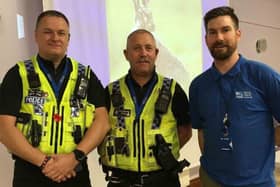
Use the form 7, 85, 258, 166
73, 149, 86, 162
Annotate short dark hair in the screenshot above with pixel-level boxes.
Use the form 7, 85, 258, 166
204, 6, 239, 31
35, 10, 69, 30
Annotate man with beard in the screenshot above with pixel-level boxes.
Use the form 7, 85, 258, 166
98, 29, 192, 187
189, 6, 280, 187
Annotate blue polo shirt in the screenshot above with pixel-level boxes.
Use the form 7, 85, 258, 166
189, 55, 280, 186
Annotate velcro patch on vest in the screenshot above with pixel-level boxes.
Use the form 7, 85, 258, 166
25, 90, 47, 105
25, 96, 45, 105
113, 109, 131, 117
24, 90, 49, 115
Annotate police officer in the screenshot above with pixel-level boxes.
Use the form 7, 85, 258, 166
0, 10, 110, 187
98, 29, 192, 187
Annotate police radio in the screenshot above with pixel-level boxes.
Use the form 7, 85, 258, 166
74, 69, 89, 99
155, 87, 171, 114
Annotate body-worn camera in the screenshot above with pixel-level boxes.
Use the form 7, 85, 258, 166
152, 134, 190, 174
155, 88, 171, 114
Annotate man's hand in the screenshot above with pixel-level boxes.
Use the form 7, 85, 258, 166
42, 153, 78, 183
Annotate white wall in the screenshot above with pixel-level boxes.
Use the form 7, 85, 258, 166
229, 0, 280, 162
42, 0, 53, 10
0, 3, 18, 186
0, 0, 42, 186
0, 0, 18, 81
0, 0, 41, 81
230, 0, 280, 72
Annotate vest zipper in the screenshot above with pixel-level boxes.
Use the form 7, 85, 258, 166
54, 107, 59, 154
137, 118, 141, 171
141, 119, 145, 158
59, 106, 64, 146
133, 119, 137, 157
50, 106, 55, 147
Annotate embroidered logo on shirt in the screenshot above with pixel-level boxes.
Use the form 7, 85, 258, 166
235, 91, 252, 99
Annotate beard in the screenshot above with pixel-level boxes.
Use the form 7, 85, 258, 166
209, 41, 237, 60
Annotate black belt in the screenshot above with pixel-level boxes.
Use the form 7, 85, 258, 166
109, 169, 168, 186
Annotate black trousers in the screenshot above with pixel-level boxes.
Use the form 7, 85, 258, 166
107, 170, 181, 187
13, 158, 91, 187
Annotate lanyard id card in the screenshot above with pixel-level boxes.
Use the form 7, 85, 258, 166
219, 113, 233, 151
220, 136, 233, 151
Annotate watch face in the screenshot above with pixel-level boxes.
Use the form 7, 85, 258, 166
74, 149, 86, 161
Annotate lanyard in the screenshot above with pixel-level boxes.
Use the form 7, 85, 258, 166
218, 74, 240, 136
218, 74, 240, 112
38, 58, 69, 99
127, 76, 157, 119
218, 78, 233, 111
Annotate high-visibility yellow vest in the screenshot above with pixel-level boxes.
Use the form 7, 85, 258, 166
16, 56, 95, 154
99, 74, 180, 172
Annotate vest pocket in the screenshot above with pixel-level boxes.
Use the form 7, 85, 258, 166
99, 127, 133, 168
99, 135, 117, 166
112, 127, 130, 155
61, 121, 77, 152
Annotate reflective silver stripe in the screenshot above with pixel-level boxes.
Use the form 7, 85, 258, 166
151, 77, 172, 129
112, 81, 126, 128
24, 59, 35, 72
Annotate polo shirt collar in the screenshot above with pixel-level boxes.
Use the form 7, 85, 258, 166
210, 54, 243, 81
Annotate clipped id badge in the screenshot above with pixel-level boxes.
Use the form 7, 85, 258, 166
220, 113, 233, 151
220, 136, 233, 151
